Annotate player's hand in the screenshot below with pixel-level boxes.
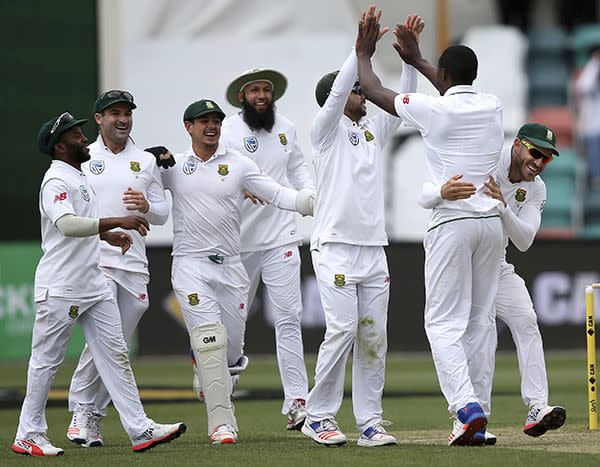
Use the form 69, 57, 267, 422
441, 174, 476, 201
392, 24, 422, 65
117, 215, 150, 236
123, 187, 150, 213
100, 231, 133, 255
244, 191, 265, 205
403, 13, 425, 44
145, 146, 176, 169
356, 4, 389, 58
483, 175, 506, 207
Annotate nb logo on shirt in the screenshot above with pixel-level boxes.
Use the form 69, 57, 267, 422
54, 192, 67, 203
402, 96, 410, 104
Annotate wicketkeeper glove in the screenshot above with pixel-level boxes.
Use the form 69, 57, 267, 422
145, 146, 176, 169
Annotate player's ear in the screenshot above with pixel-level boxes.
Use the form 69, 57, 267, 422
184, 120, 193, 135
237, 92, 244, 104
94, 112, 103, 125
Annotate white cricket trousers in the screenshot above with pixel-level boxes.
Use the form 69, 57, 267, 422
16, 293, 151, 440
171, 256, 249, 366
423, 215, 503, 414
307, 243, 390, 432
468, 260, 549, 416
69, 273, 149, 417
242, 244, 308, 414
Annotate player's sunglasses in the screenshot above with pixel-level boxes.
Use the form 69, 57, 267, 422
352, 83, 363, 95
50, 112, 75, 134
100, 90, 134, 103
520, 139, 553, 164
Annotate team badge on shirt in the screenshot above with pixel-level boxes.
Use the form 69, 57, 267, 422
130, 161, 141, 173
244, 136, 259, 153
188, 293, 199, 306
279, 133, 288, 145
183, 160, 197, 175
79, 185, 91, 202
515, 188, 527, 202
68, 305, 79, 319
348, 131, 359, 146
334, 274, 346, 287
89, 160, 105, 174
218, 164, 229, 176
364, 130, 375, 142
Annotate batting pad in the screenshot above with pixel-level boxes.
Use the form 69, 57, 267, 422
190, 322, 237, 432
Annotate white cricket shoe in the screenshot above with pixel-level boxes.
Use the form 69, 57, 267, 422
66, 411, 91, 445
286, 399, 307, 430
357, 423, 398, 447
523, 405, 566, 437
12, 433, 64, 457
210, 424, 237, 444
301, 418, 347, 446
84, 414, 104, 448
131, 421, 186, 452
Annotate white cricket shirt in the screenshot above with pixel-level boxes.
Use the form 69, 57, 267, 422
35, 160, 110, 301
310, 48, 416, 249
221, 113, 314, 252
82, 136, 169, 277
393, 84, 504, 229
161, 143, 299, 257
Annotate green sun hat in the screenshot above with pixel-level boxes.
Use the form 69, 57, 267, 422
226, 68, 288, 108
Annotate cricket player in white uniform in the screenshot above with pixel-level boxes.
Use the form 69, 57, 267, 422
418, 123, 567, 444
12, 113, 185, 457
356, 10, 504, 446
221, 68, 313, 430
301, 10, 423, 447
67, 90, 169, 447
161, 99, 314, 444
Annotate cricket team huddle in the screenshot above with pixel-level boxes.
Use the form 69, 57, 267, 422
12, 5, 567, 457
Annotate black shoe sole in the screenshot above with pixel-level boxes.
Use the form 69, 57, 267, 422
524, 407, 567, 437
134, 423, 187, 453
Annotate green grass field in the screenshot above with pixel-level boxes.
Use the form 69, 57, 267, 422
1, 352, 598, 466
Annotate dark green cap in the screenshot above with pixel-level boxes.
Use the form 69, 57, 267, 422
517, 123, 560, 156
94, 90, 137, 114
37, 112, 88, 155
183, 99, 226, 122
315, 70, 339, 107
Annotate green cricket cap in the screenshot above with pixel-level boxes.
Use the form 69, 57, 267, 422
94, 90, 137, 114
37, 112, 88, 155
315, 70, 340, 107
517, 123, 560, 156
183, 99, 226, 122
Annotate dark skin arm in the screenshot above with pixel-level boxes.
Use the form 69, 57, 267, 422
100, 231, 133, 255
356, 8, 426, 115
392, 25, 441, 92
99, 215, 150, 236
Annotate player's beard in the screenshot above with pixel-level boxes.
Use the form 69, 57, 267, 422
241, 98, 276, 132
67, 142, 91, 164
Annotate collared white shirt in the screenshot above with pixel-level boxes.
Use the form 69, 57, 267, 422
161, 143, 298, 257
310, 48, 416, 250
394, 83, 504, 227
221, 112, 313, 252
82, 136, 169, 277
35, 160, 110, 301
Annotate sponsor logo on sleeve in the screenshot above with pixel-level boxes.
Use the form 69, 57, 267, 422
53, 192, 67, 203
79, 185, 91, 202
243, 136, 259, 153
89, 160, 104, 174
183, 160, 197, 175
402, 95, 410, 104
348, 131, 359, 146
515, 188, 527, 203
